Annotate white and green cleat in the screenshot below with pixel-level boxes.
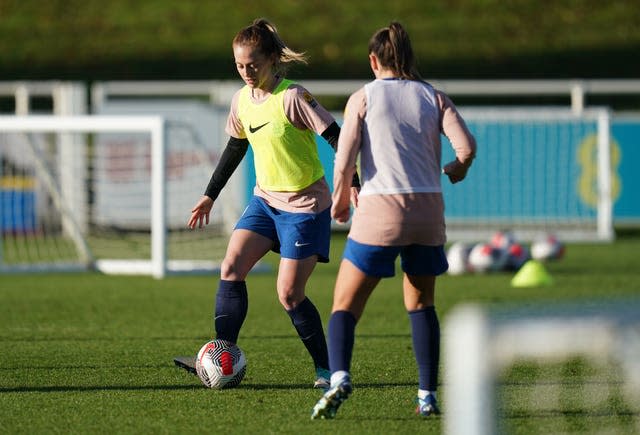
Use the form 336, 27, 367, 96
310, 380, 352, 420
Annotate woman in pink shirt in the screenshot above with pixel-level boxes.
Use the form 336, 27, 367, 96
312, 21, 476, 419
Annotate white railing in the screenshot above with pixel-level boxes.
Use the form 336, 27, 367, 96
3, 79, 640, 115
90, 79, 640, 113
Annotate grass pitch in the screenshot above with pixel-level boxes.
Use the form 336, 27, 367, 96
1, 233, 639, 434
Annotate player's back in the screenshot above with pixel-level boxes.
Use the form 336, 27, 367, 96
360, 79, 443, 196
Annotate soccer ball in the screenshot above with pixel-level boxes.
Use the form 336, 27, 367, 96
195, 339, 246, 389
490, 230, 517, 250
505, 242, 530, 271
446, 241, 472, 275
468, 242, 509, 273
531, 234, 565, 261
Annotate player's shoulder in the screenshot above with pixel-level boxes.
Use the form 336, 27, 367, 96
285, 83, 322, 109
347, 86, 366, 106
230, 87, 245, 107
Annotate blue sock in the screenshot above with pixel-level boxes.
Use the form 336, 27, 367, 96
409, 306, 440, 391
287, 297, 329, 370
214, 280, 248, 344
328, 310, 357, 373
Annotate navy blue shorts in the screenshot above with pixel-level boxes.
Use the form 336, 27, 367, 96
234, 196, 331, 263
343, 237, 448, 278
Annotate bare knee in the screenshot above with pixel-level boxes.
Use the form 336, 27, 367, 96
277, 285, 305, 310
220, 258, 244, 281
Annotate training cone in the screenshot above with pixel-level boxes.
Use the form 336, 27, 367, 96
511, 260, 553, 288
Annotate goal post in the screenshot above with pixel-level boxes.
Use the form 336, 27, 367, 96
443, 302, 640, 435
0, 115, 237, 278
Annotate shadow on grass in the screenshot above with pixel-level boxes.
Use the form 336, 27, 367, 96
0, 333, 413, 343
0, 384, 202, 393
0, 380, 418, 394
0, 364, 198, 372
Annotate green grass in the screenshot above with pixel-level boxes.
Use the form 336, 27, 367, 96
1, 234, 639, 434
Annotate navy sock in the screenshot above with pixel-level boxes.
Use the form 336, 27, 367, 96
409, 306, 440, 391
287, 297, 329, 370
214, 280, 248, 344
328, 310, 357, 373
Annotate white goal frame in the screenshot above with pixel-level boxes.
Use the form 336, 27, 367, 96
443, 302, 640, 435
0, 115, 170, 278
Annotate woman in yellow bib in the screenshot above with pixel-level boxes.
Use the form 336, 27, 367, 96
188, 18, 359, 389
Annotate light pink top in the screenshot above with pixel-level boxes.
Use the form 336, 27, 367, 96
225, 80, 336, 213
334, 80, 476, 246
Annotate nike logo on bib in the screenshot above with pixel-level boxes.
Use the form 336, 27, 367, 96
295, 241, 311, 247
248, 122, 269, 133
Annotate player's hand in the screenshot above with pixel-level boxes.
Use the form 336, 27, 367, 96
331, 200, 351, 224
188, 195, 214, 229
443, 159, 469, 184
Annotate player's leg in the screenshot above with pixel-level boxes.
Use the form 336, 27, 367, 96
215, 196, 277, 344
328, 258, 380, 381
311, 258, 380, 419
312, 239, 396, 420
276, 206, 332, 388
401, 244, 448, 417
215, 228, 274, 343
277, 255, 332, 387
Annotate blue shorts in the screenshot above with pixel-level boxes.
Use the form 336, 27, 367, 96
234, 196, 331, 263
343, 238, 448, 278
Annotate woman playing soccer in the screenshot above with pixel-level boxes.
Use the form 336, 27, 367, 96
311, 22, 476, 418
188, 18, 358, 389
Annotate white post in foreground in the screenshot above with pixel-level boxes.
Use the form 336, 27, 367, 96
443, 305, 494, 435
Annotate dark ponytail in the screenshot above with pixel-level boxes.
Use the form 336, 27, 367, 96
368, 21, 421, 80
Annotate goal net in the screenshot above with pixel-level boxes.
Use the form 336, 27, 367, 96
0, 115, 241, 278
442, 107, 613, 242
443, 302, 640, 435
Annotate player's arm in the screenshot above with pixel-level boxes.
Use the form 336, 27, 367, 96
204, 136, 249, 201
332, 90, 364, 223
187, 136, 249, 229
321, 122, 361, 189
439, 92, 477, 184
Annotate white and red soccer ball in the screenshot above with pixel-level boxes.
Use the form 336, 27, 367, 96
195, 339, 246, 389
489, 230, 517, 251
446, 241, 472, 275
531, 234, 565, 261
467, 242, 509, 273
505, 242, 531, 271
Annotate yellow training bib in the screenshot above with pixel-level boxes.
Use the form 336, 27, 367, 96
237, 79, 324, 191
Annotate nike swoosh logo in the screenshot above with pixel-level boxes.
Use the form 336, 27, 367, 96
248, 122, 269, 133
295, 241, 311, 247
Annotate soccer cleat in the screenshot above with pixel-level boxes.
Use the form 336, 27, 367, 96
173, 356, 197, 375
310, 380, 352, 420
415, 394, 441, 417
313, 368, 331, 391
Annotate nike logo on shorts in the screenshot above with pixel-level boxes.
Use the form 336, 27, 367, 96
295, 241, 311, 247
248, 122, 269, 133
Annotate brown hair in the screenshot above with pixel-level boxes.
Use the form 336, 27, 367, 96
368, 21, 421, 80
233, 18, 307, 74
